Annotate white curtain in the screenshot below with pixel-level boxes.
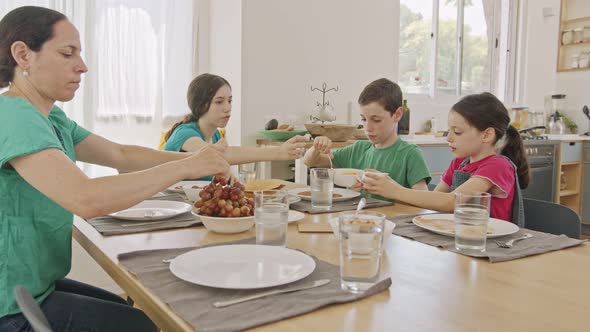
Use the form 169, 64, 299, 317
90, 0, 196, 119
1, 0, 198, 121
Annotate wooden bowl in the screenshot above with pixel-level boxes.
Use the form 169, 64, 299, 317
304, 123, 356, 142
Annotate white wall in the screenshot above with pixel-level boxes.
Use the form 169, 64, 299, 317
239, 0, 398, 145
555, 0, 590, 134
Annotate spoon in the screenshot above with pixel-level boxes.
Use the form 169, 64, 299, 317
583, 105, 590, 121
354, 197, 367, 216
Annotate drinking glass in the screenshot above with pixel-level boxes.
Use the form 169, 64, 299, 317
454, 192, 491, 253
239, 163, 256, 185
310, 168, 334, 210
254, 190, 289, 246
339, 211, 385, 293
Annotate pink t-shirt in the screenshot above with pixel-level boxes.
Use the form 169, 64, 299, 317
442, 155, 515, 222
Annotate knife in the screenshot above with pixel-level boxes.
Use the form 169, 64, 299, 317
213, 279, 331, 308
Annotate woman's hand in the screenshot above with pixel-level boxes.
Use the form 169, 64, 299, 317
361, 172, 402, 200
278, 135, 307, 159
183, 146, 230, 179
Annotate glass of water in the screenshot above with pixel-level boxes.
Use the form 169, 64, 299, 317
254, 190, 289, 246
454, 192, 491, 253
310, 168, 334, 210
239, 163, 256, 185
339, 211, 385, 293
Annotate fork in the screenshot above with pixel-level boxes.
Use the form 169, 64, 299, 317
495, 233, 533, 248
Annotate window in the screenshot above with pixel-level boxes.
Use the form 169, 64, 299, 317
399, 0, 502, 97
1, 0, 197, 121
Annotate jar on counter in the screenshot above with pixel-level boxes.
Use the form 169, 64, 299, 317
562, 29, 573, 45
573, 28, 584, 44
571, 53, 580, 69
579, 52, 590, 68
584, 26, 590, 42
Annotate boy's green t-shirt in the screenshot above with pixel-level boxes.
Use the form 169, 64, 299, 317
0, 96, 91, 317
332, 139, 431, 201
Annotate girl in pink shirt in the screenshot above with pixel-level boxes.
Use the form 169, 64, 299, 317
363, 92, 529, 225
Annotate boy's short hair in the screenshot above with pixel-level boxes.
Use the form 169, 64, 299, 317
357, 78, 403, 116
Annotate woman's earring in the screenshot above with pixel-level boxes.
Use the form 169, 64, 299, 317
22, 70, 29, 77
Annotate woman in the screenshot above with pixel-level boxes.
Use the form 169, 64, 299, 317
0, 6, 230, 331
164, 73, 307, 180
362, 92, 529, 225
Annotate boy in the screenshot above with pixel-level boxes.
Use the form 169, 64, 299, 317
303, 78, 431, 199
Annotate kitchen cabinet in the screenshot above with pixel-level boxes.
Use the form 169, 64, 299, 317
557, 0, 590, 72
557, 141, 582, 214
580, 142, 590, 235
418, 145, 453, 187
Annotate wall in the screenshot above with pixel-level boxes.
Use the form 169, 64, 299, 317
240, 0, 398, 145
555, 0, 590, 134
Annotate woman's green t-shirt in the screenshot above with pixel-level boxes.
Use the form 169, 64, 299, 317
0, 96, 91, 317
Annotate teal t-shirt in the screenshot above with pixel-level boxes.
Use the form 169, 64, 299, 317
0, 96, 91, 317
332, 139, 431, 201
163, 122, 221, 181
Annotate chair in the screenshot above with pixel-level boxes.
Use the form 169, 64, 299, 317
523, 198, 581, 239
14, 286, 54, 332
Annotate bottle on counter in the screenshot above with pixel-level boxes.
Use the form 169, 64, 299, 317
398, 99, 410, 135
430, 117, 438, 135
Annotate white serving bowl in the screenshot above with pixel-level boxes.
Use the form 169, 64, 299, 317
333, 168, 363, 187
198, 214, 255, 234
182, 184, 203, 202
360, 170, 388, 184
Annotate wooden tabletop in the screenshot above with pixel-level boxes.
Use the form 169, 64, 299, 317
73, 182, 590, 332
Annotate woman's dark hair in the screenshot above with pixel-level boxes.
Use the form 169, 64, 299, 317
451, 92, 530, 189
358, 78, 403, 115
0, 6, 67, 88
165, 73, 230, 141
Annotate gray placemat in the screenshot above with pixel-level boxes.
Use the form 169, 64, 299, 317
86, 193, 200, 236
118, 238, 392, 332
389, 214, 586, 263
291, 197, 393, 214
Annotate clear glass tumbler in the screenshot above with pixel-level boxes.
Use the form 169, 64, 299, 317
339, 211, 385, 293
454, 192, 491, 253
254, 190, 289, 246
310, 168, 334, 210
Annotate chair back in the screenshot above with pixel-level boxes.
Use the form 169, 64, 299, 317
14, 286, 53, 332
523, 198, 581, 239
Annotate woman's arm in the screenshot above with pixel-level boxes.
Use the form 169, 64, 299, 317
10, 146, 229, 219
182, 135, 307, 164
74, 134, 194, 172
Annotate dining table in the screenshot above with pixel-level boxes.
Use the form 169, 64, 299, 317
72, 180, 590, 332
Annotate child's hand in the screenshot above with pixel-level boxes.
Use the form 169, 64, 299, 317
313, 136, 333, 155
362, 172, 402, 199
350, 179, 363, 192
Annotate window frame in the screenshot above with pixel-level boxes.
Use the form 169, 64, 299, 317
401, 0, 512, 100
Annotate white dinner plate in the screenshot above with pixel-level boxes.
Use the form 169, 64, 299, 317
288, 210, 305, 223
108, 200, 192, 221
412, 213, 519, 238
288, 187, 360, 202
169, 244, 316, 289
167, 181, 210, 193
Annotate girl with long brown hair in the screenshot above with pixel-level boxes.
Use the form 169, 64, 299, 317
164, 73, 307, 180
362, 92, 529, 225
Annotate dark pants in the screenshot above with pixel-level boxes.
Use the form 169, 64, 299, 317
0, 278, 157, 332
